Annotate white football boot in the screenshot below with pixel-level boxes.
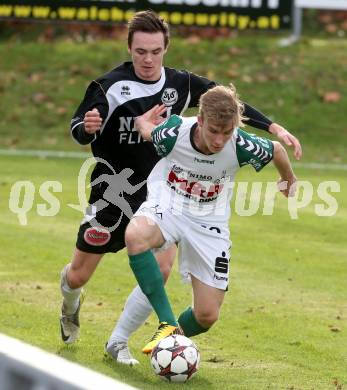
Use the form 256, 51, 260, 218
105, 341, 139, 366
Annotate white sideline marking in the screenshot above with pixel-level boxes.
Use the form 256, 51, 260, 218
0, 148, 90, 159
0, 148, 347, 171
0, 333, 138, 390
293, 162, 347, 171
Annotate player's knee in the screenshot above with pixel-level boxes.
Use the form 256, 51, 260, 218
67, 269, 88, 289
125, 223, 147, 253
124, 223, 139, 250
194, 308, 219, 328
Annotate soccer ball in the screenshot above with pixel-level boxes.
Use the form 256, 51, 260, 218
150, 335, 200, 383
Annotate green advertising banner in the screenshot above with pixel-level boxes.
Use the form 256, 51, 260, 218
0, 0, 293, 29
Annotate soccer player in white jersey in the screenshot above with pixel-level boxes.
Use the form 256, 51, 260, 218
125, 84, 297, 353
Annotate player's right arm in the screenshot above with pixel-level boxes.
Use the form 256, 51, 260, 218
84, 108, 102, 134
70, 81, 108, 145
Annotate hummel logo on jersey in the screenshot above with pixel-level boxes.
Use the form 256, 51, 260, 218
194, 157, 215, 165
121, 85, 131, 96
237, 134, 271, 163
161, 88, 178, 106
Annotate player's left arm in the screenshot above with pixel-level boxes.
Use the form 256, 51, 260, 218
241, 105, 302, 161
236, 129, 296, 198
188, 73, 302, 160
272, 141, 297, 198
269, 123, 302, 161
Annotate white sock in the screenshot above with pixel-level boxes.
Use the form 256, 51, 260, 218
60, 264, 81, 315
108, 285, 153, 345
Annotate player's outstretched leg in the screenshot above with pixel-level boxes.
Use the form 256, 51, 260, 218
126, 218, 179, 353
60, 264, 85, 344
128, 250, 178, 353
107, 246, 176, 362
60, 251, 103, 344
107, 285, 152, 363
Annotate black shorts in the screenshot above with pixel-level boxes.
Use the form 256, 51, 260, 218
75, 183, 143, 254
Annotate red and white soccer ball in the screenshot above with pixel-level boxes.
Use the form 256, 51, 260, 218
150, 335, 200, 383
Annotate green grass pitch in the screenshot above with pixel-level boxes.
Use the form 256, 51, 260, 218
0, 154, 346, 390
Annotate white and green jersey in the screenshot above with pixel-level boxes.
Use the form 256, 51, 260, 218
147, 115, 274, 224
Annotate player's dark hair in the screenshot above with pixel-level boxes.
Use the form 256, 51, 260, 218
128, 10, 170, 48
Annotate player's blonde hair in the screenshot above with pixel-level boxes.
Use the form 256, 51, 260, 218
199, 84, 246, 128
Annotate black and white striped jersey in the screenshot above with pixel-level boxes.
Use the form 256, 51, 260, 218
70, 61, 271, 206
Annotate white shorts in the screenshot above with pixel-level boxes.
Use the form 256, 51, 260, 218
134, 201, 231, 290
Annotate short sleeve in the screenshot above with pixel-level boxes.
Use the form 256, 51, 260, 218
236, 129, 274, 172
151, 115, 183, 157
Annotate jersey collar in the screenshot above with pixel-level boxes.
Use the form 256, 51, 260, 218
128, 62, 164, 85
190, 122, 214, 156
